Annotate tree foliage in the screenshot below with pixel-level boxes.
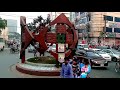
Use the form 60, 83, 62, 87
0, 18, 7, 29
27, 15, 51, 32
0, 17, 7, 35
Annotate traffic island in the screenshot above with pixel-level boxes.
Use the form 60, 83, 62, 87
16, 56, 61, 76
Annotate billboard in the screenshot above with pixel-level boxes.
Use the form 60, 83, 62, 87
58, 53, 65, 63
58, 44, 65, 52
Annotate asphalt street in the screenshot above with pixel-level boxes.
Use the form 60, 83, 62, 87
0, 47, 120, 78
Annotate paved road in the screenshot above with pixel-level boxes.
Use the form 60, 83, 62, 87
0, 48, 120, 78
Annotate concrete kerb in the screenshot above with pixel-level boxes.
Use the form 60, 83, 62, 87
16, 63, 60, 76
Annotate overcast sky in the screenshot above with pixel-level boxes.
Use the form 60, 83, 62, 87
0, 12, 50, 34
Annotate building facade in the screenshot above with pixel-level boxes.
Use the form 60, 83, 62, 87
71, 12, 120, 46
6, 19, 18, 40
0, 27, 8, 41
7, 19, 17, 33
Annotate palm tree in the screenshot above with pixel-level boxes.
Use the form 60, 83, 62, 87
0, 17, 7, 35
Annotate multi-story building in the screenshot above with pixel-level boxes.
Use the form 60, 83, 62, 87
7, 19, 17, 33
72, 12, 120, 46
0, 27, 8, 41
6, 19, 19, 40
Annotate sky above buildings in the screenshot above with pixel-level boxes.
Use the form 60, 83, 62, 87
0, 12, 50, 34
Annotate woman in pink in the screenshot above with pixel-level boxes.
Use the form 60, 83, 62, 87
79, 59, 91, 78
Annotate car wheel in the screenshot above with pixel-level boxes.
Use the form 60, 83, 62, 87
1, 46, 4, 51
112, 57, 117, 62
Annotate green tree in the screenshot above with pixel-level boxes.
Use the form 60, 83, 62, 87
98, 31, 106, 45
0, 17, 7, 35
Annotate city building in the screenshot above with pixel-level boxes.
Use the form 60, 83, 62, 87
7, 19, 17, 33
6, 19, 20, 40
70, 12, 76, 24
72, 12, 120, 46
0, 27, 8, 41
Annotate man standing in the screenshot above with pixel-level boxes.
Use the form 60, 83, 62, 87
60, 57, 73, 78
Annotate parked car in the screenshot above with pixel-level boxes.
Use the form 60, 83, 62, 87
87, 49, 111, 62
77, 44, 89, 50
0, 38, 5, 51
101, 49, 120, 62
76, 50, 108, 68
95, 51, 111, 62
96, 46, 109, 50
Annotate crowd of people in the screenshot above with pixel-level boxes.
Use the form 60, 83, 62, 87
60, 56, 91, 78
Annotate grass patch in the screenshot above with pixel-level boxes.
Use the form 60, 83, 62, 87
27, 56, 56, 64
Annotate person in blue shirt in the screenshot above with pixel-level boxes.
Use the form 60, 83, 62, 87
79, 58, 91, 78
60, 57, 73, 78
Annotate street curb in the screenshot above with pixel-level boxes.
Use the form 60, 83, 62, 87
16, 63, 60, 76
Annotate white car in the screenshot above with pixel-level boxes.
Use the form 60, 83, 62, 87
77, 44, 89, 50
96, 51, 111, 62
89, 48, 111, 62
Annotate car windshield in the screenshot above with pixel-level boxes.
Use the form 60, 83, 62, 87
111, 49, 120, 54
78, 44, 88, 48
84, 45, 88, 48
87, 52, 100, 57
99, 51, 106, 54
77, 45, 83, 49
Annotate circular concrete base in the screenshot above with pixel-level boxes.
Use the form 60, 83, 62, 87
16, 63, 60, 76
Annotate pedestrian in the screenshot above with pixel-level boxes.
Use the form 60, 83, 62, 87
60, 57, 73, 78
72, 58, 78, 78
79, 58, 91, 78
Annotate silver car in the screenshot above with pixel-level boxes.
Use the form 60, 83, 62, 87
101, 49, 120, 62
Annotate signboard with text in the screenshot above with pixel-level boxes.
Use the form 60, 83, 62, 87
116, 33, 120, 38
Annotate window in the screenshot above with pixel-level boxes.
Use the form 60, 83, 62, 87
115, 17, 120, 22
114, 28, 120, 33
80, 17, 88, 24
106, 27, 112, 32
104, 15, 113, 21
106, 50, 111, 53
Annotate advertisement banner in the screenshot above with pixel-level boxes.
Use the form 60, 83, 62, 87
58, 53, 65, 63
116, 33, 120, 38
106, 33, 116, 37
58, 44, 65, 53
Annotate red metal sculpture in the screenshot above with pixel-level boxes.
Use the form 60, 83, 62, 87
20, 13, 78, 64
